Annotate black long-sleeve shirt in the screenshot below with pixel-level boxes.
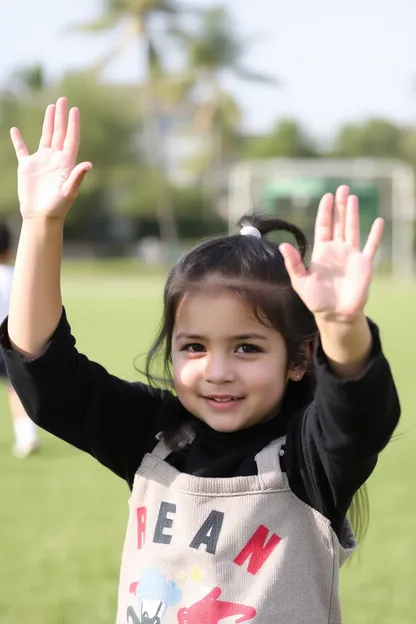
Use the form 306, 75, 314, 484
0, 310, 400, 540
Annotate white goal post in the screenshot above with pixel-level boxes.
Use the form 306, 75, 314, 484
227, 158, 415, 278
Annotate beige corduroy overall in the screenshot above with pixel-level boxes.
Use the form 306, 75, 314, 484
116, 430, 356, 624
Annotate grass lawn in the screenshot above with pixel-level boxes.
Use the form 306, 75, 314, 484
0, 272, 414, 624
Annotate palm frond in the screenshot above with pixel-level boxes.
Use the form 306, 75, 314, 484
65, 0, 181, 35
65, 13, 120, 35
85, 20, 138, 76
234, 66, 282, 86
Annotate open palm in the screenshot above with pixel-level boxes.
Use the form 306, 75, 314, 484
280, 186, 384, 320
10, 98, 92, 220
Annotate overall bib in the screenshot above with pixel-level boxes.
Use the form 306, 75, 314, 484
116, 430, 355, 624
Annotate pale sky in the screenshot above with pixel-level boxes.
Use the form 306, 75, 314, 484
1, 0, 415, 145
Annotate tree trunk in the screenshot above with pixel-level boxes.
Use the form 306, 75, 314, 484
140, 24, 179, 259
205, 80, 223, 230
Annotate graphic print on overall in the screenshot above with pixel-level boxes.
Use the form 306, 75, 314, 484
127, 566, 257, 624
127, 567, 182, 624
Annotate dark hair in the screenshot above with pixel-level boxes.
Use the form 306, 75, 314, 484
145, 213, 369, 543
146, 213, 317, 421
0, 223, 11, 255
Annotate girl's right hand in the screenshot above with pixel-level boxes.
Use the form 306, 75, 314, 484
10, 97, 92, 221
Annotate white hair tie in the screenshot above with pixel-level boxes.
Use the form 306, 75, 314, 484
240, 225, 261, 239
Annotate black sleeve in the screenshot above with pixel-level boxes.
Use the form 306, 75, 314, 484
0, 308, 173, 486
284, 319, 401, 535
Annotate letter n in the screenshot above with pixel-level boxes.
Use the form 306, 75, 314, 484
234, 525, 281, 575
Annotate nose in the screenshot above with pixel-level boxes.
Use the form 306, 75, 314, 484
204, 352, 235, 384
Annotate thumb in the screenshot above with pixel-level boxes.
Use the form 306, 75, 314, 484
62, 162, 92, 199
279, 243, 307, 291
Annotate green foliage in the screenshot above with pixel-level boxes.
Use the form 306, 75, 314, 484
0, 71, 145, 220
187, 7, 242, 70
332, 118, 405, 158
0, 93, 39, 215
72, 0, 180, 32
245, 118, 320, 159
58, 72, 141, 179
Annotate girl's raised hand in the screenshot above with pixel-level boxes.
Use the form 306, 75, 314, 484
280, 186, 384, 321
10, 97, 92, 221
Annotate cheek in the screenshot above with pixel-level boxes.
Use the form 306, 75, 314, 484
172, 354, 202, 390
245, 360, 286, 400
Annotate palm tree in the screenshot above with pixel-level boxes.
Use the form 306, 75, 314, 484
176, 7, 280, 215
70, 0, 182, 252
10, 64, 47, 94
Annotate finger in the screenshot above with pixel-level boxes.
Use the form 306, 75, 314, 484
39, 104, 56, 149
362, 218, 384, 262
61, 162, 93, 200
314, 193, 334, 243
333, 185, 349, 239
279, 242, 307, 290
51, 97, 68, 150
10, 128, 29, 160
344, 194, 360, 249
63, 107, 80, 156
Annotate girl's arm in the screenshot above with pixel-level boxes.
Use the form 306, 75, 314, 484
285, 317, 400, 538
8, 98, 89, 357
8, 218, 64, 357
314, 313, 372, 380
1, 307, 172, 485
4, 98, 172, 484
280, 187, 401, 536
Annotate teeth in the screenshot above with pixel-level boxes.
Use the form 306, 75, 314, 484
210, 397, 236, 402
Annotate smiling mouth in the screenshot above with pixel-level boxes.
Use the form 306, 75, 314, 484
203, 396, 243, 402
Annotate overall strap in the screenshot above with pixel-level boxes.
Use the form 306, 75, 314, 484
254, 437, 289, 490
151, 424, 196, 461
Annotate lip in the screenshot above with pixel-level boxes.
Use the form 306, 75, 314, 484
204, 395, 243, 400
202, 395, 244, 411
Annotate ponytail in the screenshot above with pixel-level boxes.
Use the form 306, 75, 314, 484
237, 214, 309, 261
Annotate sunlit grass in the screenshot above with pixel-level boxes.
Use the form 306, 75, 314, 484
0, 274, 414, 623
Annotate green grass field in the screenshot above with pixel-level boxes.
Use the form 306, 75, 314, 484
0, 271, 415, 624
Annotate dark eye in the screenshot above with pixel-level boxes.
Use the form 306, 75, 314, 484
236, 344, 262, 354
181, 343, 206, 353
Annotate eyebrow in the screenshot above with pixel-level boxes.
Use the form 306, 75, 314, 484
175, 333, 268, 341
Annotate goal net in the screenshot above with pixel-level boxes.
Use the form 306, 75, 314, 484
227, 158, 415, 277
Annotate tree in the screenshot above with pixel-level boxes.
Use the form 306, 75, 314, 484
244, 118, 320, 159
175, 7, 279, 208
331, 118, 405, 158
400, 126, 416, 167
70, 0, 183, 250
0, 68, 143, 232
8, 64, 47, 95
0, 65, 52, 219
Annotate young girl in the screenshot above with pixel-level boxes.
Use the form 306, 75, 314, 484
3, 98, 400, 623
0, 222, 39, 457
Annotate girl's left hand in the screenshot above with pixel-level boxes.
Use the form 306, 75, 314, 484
279, 186, 384, 322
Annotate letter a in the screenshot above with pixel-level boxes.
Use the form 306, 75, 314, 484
189, 510, 224, 555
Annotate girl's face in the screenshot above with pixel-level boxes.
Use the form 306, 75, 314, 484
171, 291, 302, 432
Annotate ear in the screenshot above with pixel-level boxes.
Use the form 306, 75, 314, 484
287, 339, 314, 382
287, 363, 307, 383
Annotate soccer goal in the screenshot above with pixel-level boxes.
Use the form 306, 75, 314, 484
227, 158, 415, 277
